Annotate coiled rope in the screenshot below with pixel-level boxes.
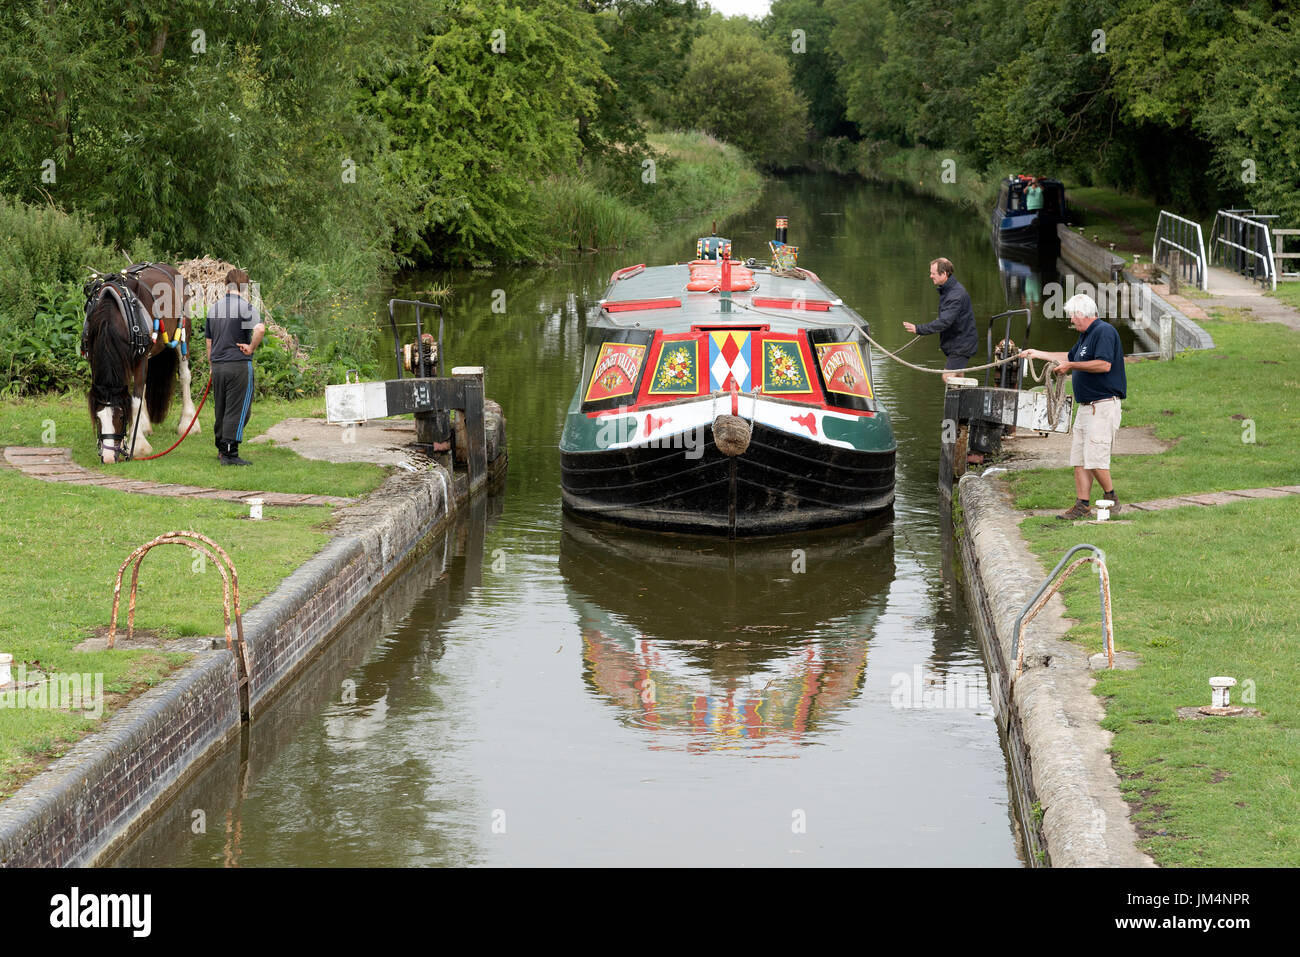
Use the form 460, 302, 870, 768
1022, 356, 1070, 429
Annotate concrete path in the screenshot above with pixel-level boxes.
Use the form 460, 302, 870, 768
1200, 266, 1300, 331
0, 446, 355, 507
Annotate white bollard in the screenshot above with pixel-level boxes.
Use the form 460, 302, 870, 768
1209, 676, 1237, 709
0, 652, 12, 687
248, 497, 264, 521
1096, 499, 1114, 521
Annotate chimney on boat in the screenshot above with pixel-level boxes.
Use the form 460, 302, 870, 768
775, 216, 789, 245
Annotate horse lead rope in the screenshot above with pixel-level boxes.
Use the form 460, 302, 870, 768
129, 376, 213, 461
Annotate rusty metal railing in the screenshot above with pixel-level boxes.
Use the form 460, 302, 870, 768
1012, 543, 1115, 682
108, 530, 250, 718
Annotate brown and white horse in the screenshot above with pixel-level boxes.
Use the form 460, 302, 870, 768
83, 263, 201, 463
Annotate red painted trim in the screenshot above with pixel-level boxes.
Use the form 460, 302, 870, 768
752, 297, 832, 311
609, 263, 646, 283
604, 297, 681, 313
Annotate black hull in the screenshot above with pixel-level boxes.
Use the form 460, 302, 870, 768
561, 422, 895, 538
992, 213, 1062, 256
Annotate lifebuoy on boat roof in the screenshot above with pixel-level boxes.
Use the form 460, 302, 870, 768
685, 260, 756, 291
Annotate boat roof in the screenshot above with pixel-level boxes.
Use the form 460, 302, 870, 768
596, 263, 869, 334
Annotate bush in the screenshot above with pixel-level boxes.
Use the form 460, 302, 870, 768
0, 197, 117, 329
1, 281, 88, 396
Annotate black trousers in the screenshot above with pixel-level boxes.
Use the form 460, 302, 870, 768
212, 360, 254, 456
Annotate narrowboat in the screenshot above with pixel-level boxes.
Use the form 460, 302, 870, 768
559, 219, 896, 538
991, 175, 1070, 254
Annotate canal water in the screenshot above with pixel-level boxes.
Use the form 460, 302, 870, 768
112, 173, 1135, 867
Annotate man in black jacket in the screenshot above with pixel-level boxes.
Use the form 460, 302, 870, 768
904, 258, 978, 382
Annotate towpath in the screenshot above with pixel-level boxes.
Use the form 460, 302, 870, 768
0, 446, 354, 507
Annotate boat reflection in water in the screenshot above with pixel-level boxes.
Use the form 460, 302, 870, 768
560, 516, 895, 752
995, 247, 1067, 313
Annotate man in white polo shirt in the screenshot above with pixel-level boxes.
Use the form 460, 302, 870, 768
1020, 293, 1127, 520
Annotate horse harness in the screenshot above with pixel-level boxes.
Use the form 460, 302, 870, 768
82, 273, 154, 362
83, 268, 160, 460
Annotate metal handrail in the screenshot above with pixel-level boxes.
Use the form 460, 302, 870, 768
1153, 211, 1208, 291
1011, 543, 1115, 682
984, 309, 1031, 388
108, 530, 251, 719
388, 298, 445, 379
1209, 209, 1276, 290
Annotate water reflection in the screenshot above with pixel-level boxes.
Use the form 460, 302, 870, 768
109, 493, 504, 868
562, 518, 894, 751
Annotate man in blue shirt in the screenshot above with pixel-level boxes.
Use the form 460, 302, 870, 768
1021, 293, 1127, 520
903, 257, 978, 382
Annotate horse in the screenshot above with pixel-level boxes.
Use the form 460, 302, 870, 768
82, 262, 201, 464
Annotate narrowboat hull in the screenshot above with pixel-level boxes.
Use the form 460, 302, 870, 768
559, 236, 897, 538
561, 418, 895, 537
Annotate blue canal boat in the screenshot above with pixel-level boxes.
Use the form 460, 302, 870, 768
992, 175, 1070, 254
560, 220, 897, 538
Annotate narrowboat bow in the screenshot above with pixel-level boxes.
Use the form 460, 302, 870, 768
560, 220, 896, 537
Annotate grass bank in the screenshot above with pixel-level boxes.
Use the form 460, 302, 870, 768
0, 395, 384, 497
1009, 311, 1300, 865
1065, 186, 1163, 261
1005, 319, 1298, 506
540, 130, 764, 252
817, 138, 1000, 213
0, 395, 387, 800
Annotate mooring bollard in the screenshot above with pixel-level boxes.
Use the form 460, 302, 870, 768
247, 497, 264, 521
1210, 676, 1237, 709
1096, 498, 1114, 521
0, 652, 12, 687
1159, 314, 1175, 361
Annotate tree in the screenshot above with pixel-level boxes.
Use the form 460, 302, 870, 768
766, 0, 852, 139
366, 0, 609, 263
0, 0, 426, 288
1199, 8, 1300, 224
668, 19, 810, 167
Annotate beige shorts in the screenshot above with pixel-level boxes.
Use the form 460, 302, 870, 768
1070, 398, 1122, 470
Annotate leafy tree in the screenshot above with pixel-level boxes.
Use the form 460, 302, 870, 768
667, 18, 810, 167
766, 0, 852, 139
366, 0, 609, 263
1199, 8, 1300, 224
587, 0, 706, 137
0, 0, 426, 293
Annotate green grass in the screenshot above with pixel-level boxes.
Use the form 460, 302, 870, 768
541, 177, 654, 252
822, 139, 999, 213
1018, 498, 1300, 865
1005, 317, 1300, 507
0, 394, 386, 498
1269, 282, 1300, 312
540, 130, 764, 253
1065, 186, 1164, 261
1003, 312, 1300, 865
0, 392, 389, 798
0, 464, 338, 799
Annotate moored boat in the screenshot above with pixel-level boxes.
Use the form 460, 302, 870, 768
991, 175, 1070, 254
560, 220, 896, 538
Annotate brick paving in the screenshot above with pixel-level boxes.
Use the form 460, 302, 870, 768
1023, 483, 1300, 519
1, 446, 354, 507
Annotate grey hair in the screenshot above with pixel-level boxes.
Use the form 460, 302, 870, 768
1064, 293, 1098, 319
